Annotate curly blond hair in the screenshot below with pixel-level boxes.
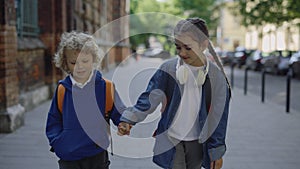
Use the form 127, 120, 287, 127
54, 31, 102, 73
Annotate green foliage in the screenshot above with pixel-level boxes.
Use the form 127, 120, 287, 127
233, 0, 300, 27
286, 0, 300, 19
129, 0, 164, 51
129, 0, 220, 55
175, 0, 218, 28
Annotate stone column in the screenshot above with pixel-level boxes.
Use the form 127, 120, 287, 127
0, 0, 25, 133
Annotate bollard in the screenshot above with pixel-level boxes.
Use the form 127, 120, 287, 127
244, 67, 249, 95
286, 69, 292, 113
231, 63, 235, 88
261, 69, 265, 103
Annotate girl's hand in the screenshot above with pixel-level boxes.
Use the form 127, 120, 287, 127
210, 158, 223, 169
117, 122, 132, 136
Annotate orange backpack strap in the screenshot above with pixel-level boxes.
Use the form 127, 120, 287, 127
56, 80, 114, 115
57, 84, 65, 114
104, 78, 114, 115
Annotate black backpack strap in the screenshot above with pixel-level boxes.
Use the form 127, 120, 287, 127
204, 75, 211, 113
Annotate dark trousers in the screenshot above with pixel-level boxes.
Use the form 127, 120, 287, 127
172, 140, 203, 169
58, 151, 110, 169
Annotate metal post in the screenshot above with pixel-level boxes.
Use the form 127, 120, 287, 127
286, 69, 292, 113
231, 63, 234, 88
261, 69, 265, 103
244, 67, 249, 95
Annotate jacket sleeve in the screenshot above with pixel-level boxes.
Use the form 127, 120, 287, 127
45, 87, 63, 147
120, 68, 168, 125
207, 86, 231, 162
110, 87, 126, 125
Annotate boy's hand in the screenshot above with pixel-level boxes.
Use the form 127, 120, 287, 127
210, 158, 223, 169
117, 122, 132, 136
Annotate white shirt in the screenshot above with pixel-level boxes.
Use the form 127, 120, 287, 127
168, 63, 204, 141
70, 70, 94, 88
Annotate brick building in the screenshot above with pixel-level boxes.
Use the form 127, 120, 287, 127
0, 0, 130, 132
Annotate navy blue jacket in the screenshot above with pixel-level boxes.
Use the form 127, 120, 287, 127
121, 58, 231, 169
46, 71, 123, 160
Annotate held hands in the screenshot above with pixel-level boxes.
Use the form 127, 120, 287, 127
210, 158, 223, 169
117, 122, 132, 136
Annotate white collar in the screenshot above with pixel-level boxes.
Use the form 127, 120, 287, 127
70, 70, 94, 88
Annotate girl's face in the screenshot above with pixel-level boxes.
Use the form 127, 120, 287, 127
175, 33, 206, 66
65, 49, 94, 83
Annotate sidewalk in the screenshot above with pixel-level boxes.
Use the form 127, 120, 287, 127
1, 57, 300, 169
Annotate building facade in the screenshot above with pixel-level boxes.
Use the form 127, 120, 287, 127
0, 0, 130, 132
217, 1, 247, 51
217, 1, 300, 52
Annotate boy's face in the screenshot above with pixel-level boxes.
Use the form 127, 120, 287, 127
65, 49, 94, 83
175, 33, 206, 66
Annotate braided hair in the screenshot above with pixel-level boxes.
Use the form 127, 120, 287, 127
174, 17, 231, 89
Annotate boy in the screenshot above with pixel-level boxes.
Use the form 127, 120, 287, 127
46, 31, 125, 169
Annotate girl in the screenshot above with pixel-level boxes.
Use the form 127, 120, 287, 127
118, 18, 231, 169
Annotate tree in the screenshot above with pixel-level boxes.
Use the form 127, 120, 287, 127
129, 0, 221, 53
129, 0, 167, 51
232, 0, 300, 50
173, 0, 220, 30
233, 0, 300, 27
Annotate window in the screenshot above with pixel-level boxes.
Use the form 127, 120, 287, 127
16, 0, 39, 38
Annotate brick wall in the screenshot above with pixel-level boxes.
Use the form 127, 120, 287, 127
0, 0, 19, 111
38, 0, 67, 93
0, 25, 19, 110
17, 49, 45, 92
0, 0, 25, 132
1, 0, 130, 133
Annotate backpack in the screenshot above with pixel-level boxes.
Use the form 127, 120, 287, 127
50, 79, 115, 154
204, 75, 211, 112
57, 79, 114, 120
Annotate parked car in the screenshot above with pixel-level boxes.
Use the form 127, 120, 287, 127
261, 50, 295, 75
143, 48, 171, 59
245, 50, 270, 71
233, 47, 254, 68
289, 51, 300, 78
219, 51, 235, 65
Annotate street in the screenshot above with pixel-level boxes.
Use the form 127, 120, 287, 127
1, 57, 300, 169
225, 66, 300, 113
1, 1, 300, 168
